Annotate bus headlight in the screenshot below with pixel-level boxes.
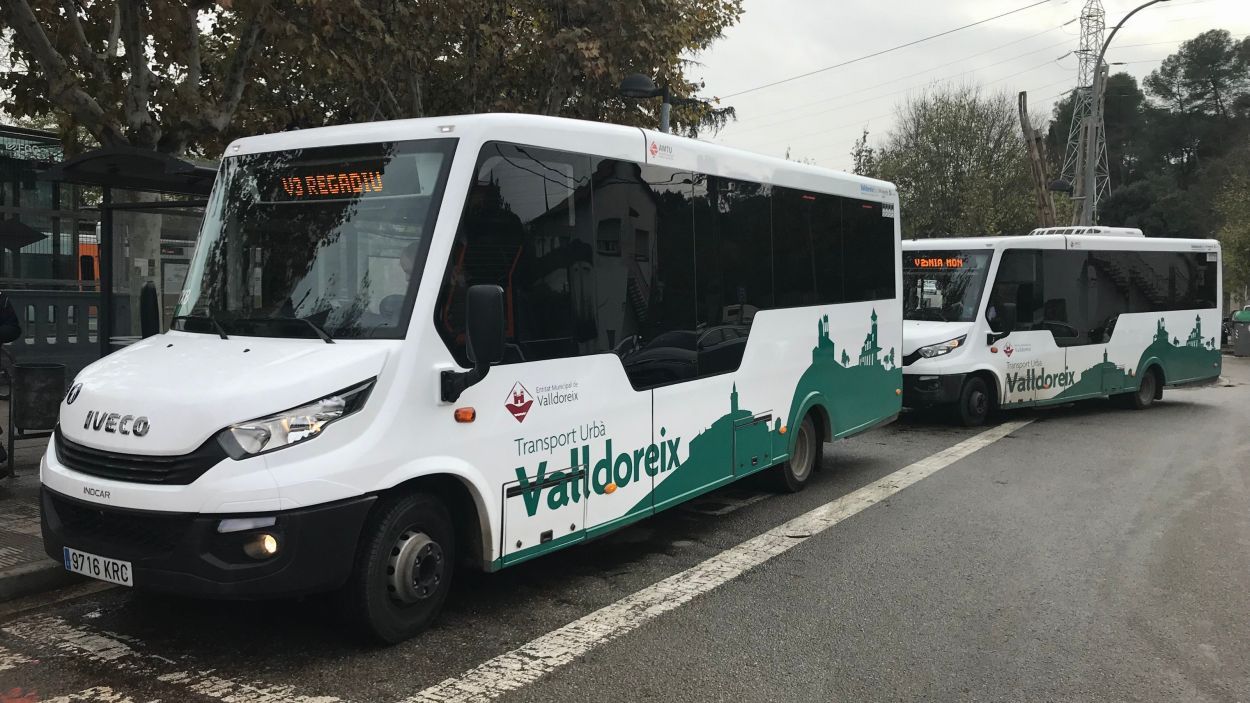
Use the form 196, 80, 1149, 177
218, 379, 374, 459
917, 335, 966, 359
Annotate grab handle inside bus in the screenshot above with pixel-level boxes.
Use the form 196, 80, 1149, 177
441, 284, 506, 402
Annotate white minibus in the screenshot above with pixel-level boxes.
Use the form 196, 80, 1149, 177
43, 114, 903, 642
901, 228, 1221, 425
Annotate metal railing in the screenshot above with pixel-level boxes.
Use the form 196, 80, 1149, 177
8, 290, 101, 377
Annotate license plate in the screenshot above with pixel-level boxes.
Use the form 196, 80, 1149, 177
63, 547, 133, 587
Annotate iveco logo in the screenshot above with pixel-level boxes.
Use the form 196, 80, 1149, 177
65, 383, 82, 405
83, 410, 150, 437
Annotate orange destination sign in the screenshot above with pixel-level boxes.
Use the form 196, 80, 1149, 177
912, 257, 965, 269
280, 171, 385, 198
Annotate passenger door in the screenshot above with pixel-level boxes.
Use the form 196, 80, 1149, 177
988, 248, 1064, 407
434, 144, 657, 564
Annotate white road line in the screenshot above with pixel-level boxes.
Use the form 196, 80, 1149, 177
405, 420, 1032, 703
44, 686, 140, 703
0, 642, 35, 671
2, 615, 342, 703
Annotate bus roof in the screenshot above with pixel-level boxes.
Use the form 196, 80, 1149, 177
903, 233, 1220, 252
223, 113, 899, 204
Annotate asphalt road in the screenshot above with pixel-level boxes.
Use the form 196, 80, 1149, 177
2, 357, 1247, 703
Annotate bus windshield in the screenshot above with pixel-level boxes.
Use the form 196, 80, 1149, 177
903, 250, 992, 323
175, 138, 456, 340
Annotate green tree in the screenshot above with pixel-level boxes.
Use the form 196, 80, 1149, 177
873, 84, 1034, 237
1045, 73, 1145, 189
1, 0, 742, 156
1144, 29, 1249, 119
1215, 150, 1250, 297
850, 128, 878, 177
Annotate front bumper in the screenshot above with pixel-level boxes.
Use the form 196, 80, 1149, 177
41, 487, 375, 599
902, 373, 966, 409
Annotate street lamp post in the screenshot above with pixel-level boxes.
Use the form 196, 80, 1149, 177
1078, 0, 1171, 226
619, 73, 673, 133
619, 73, 716, 134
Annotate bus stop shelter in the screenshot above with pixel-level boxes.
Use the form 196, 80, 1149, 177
37, 146, 216, 362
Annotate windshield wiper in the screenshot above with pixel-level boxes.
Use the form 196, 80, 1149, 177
239, 316, 335, 344
172, 314, 229, 340
293, 317, 335, 344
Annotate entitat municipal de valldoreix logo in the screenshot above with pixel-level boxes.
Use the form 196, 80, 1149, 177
1003, 343, 1014, 357
505, 382, 534, 423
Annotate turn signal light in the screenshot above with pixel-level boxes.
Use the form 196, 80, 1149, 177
895, 388, 902, 396
604, 482, 617, 494
779, 425, 787, 435
454, 407, 476, 423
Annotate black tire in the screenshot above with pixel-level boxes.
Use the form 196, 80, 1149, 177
956, 376, 991, 427
1129, 367, 1160, 410
344, 492, 455, 644
775, 414, 818, 493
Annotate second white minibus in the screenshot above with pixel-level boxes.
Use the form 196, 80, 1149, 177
42, 114, 903, 642
901, 228, 1221, 425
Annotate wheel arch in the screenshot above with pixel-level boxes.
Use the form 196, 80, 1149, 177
965, 367, 1001, 408
1139, 358, 1166, 399
374, 462, 495, 572
791, 390, 833, 445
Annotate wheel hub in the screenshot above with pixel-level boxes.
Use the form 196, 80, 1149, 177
970, 390, 987, 416
387, 530, 444, 604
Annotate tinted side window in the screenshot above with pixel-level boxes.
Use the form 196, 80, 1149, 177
1040, 250, 1091, 346
693, 175, 771, 378
989, 249, 1043, 331
1089, 250, 1218, 318
773, 188, 844, 306
435, 142, 593, 366
609, 162, 699, 389
843, 198, 896, 301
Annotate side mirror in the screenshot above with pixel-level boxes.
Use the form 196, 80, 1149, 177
987, 302, 1016, 344
442, 284, 505, 402
465, 284, 505, 365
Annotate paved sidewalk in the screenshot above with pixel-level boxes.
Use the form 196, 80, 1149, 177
0, 433, 80, 601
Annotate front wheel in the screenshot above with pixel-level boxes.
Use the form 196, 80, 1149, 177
775, 414, 818, 493
956, 376, 991, 427
344, 492, 455, 644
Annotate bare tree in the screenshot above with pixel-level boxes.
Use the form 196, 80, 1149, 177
874, 84, 1035, 238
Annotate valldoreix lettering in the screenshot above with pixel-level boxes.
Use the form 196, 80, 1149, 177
513, 433, 683, 517
1005, 367, 1077, 393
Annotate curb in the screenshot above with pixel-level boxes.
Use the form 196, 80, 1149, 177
0, 559, 84, 603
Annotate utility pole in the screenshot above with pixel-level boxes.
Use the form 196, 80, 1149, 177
1019, 91, 1057, 227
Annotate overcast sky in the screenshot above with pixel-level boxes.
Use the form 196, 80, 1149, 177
691, 0, 1250, 171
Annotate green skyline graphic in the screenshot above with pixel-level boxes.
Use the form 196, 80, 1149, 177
1049, 315, 1220, 403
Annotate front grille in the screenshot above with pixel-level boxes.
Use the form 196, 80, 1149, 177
47, 490, 191, 556
54, 431, 229, 485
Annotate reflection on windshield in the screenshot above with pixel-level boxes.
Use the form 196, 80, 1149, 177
903, 250, 992, 323
175, 139, 455, 339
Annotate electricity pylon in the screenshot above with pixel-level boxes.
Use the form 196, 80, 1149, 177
1059, 0, 1111, 225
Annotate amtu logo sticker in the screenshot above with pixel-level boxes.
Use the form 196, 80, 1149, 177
505, 382, 534, 423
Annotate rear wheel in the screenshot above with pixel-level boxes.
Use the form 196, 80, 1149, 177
775, 414, 817, 493
956, 376, 991, 427
344, 492, 455, 644
1129, 367, 1160, 410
